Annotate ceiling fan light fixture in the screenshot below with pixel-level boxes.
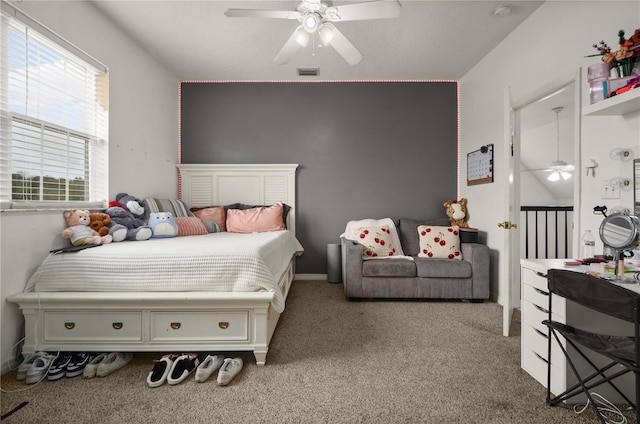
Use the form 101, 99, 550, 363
560, 171, 572, 180
547, 171, 560, 182
302, 14, 320, 33
295, 29, 310, 47
319, 24, 334, 45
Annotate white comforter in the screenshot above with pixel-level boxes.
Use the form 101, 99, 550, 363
25, 231, 304, 313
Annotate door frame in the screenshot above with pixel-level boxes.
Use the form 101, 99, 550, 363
501, 71, 582, 337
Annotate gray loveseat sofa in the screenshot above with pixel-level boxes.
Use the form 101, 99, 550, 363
341, 218, 490, 301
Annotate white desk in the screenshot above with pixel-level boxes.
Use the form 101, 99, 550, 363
520, 258, 637, 403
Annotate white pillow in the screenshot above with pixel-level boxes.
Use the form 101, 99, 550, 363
342, 218, 407, 259
417, 225, 463, 260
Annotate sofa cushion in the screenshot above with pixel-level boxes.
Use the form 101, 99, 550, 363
398, 218, 451, 256
363, 258, 416, 277
414, 257, 472, 278
417, 225, 462, 260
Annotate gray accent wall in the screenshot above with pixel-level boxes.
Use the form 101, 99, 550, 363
180, 82, 458, 274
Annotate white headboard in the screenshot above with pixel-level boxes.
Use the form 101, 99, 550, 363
176, 164, 299, 235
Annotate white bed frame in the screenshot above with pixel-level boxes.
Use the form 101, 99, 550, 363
8, 164, 299, 366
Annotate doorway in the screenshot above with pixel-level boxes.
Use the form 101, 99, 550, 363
502, 78, 580, 337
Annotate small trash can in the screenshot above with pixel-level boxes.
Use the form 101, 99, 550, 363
327, 243, 342, 283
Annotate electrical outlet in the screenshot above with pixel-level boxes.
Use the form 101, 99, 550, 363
601, 180, 620, 199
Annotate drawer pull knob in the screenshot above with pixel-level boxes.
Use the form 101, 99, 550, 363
112, 322, 123, 330
64, 322, 75, 330
218, 322, 229, 330
535, 271, 548, 278
534, 288, 549, 296
534, 304, 550, 314
534, 352, 549, 364
170, 322, 181, 330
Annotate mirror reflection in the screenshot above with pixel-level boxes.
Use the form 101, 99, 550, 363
600, 214, 640, 250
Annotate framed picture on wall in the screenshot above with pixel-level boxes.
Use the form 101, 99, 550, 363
467, 144, 493, 186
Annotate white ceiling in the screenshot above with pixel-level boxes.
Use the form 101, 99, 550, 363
91, 0, 574, 200
90, 0, 544, 80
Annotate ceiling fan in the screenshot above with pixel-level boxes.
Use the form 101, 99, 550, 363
224, 0, 402, 65
522, 106, 575, 181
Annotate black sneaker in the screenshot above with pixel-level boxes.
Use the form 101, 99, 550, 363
66, 353, 93, 378
48, 353, 73, 381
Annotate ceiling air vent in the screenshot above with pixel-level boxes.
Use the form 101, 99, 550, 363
297, 67, 319, 77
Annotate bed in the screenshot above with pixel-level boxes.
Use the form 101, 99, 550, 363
8, 163, 301, 366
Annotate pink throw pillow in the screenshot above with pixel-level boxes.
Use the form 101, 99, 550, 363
193, 206, 226, 232
226, 202, 286, 233
175, 217, 208, 236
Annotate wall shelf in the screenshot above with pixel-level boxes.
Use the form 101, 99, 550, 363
583, 88, 640, 116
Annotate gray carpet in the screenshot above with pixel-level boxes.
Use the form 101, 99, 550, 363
1, 280, 635, 423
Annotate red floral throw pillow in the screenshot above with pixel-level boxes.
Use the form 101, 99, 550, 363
355, 225, 398, 259
417, 225, 462, 260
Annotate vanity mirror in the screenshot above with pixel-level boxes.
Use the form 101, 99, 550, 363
635, 158, 639, 216
599, 213, 640, 279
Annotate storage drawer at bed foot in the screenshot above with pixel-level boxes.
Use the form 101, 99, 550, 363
44, 311, 142, 342
150, 311, 249, 342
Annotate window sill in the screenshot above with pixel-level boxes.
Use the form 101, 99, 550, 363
1, 201, 106, 213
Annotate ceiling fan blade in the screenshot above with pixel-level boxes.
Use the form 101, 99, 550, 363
225, 9, 300, 19
326, 0, 401, 22
274, 26, 307, 65
321, 24, 363, 65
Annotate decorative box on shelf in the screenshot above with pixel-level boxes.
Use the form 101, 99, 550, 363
460, 227, 479, 243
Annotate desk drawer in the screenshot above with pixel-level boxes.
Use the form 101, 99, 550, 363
522, 300, 564, 330
522, 345, 565, 395
44, 311, 142, 342
521, 267, 549, 292
522, 283, 566, 316
150, 311, 249, 342
522, 321, 564, 365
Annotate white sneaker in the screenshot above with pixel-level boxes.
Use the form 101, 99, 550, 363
195, 354, 224, 383
17, 352, 48, 381
25, 353, 57, 384
83, 353, 108, 378
216, 357, 243, 386
96, 352, 133, 377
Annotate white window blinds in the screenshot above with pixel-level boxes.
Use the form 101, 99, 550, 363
0, 3, 108, 208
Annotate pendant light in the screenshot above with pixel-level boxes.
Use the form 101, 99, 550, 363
547, 107, 573, 182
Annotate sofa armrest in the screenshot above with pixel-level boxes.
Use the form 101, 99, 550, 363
461, 243, 490, 299
341, 237, 364, 298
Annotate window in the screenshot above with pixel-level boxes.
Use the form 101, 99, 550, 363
0, 3, 108, 209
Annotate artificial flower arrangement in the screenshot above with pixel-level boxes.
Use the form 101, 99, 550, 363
588, 28, 640, 78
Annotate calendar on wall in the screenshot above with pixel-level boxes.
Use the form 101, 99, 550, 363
467, 144, 493, 186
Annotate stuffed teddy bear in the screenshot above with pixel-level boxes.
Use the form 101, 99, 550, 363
62, 209, 112, 246
89, 212, 128, 242
148, 212, 178, 238
105, 192, 152, 241
443, 198, 469, 228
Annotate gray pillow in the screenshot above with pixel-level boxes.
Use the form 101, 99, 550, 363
399, 217, 451, 256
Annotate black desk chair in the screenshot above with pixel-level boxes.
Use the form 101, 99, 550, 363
543, 269, 640, 423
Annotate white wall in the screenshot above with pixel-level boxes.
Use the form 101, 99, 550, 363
460, 1, 640, 302
0, 1, 178, 372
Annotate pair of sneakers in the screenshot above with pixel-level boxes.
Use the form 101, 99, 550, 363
17, 352, 58, 384
196, 355, 243, 386
83, 352, 134, 378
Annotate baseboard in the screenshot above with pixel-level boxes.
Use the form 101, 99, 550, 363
1, 355, 21, 376
294, 273, 329, 281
